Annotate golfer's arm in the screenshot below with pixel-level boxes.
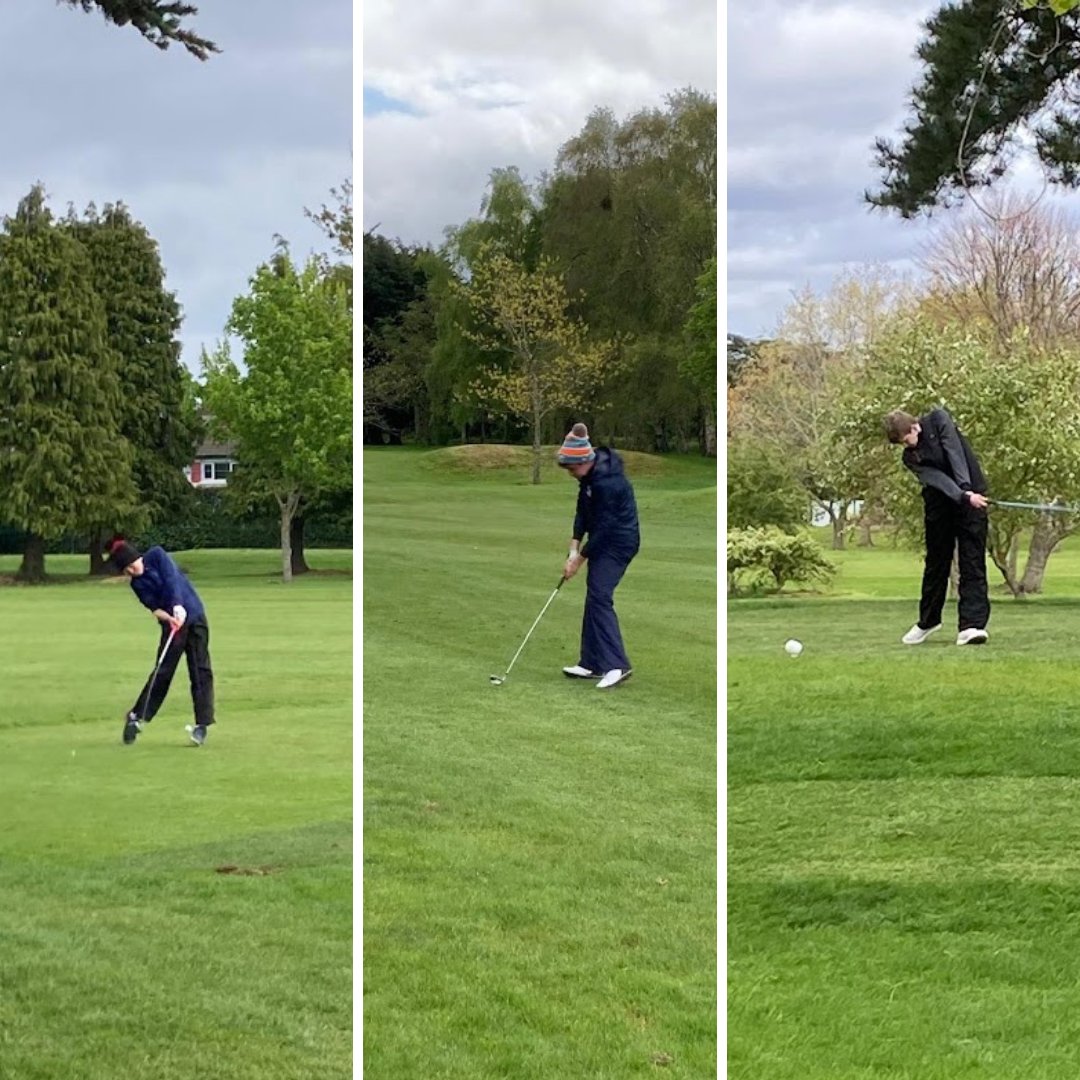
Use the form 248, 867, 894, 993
910, 462, 964, 503
932, 410, 973, 490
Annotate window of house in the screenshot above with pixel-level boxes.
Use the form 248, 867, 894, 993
202, 459, 235, 481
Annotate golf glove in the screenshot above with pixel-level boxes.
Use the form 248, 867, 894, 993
172, 605, 187, 626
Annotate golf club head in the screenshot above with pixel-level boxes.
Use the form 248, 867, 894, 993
489, 674, 505, 686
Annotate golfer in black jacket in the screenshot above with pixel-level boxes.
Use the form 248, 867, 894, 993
557, 423, 640, 689
885, 407, 990, 646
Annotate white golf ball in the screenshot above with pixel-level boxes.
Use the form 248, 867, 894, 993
784, 639, 803, 657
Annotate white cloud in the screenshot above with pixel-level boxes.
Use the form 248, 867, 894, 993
727, 0, 948, 337
362, 0, 717, 247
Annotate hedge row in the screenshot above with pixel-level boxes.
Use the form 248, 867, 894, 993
0, 490, 352, 555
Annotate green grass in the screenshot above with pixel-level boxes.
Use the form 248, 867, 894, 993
363, 446, 717, 1079
729, 536, 1080, 1079
0, 549, 352, 1080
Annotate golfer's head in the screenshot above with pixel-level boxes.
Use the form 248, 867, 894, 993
107, 537, 143, 576
884, 410, 921, 449
557, 423, 596, 477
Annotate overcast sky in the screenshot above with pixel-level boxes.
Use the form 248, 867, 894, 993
728, 0, 945, 339
0, 1, 351, 373
362, 0, 717, 250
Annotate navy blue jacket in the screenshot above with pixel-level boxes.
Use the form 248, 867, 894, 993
130, 546, 206, 622
573, 447, 640, 560
902, 408, 987, 506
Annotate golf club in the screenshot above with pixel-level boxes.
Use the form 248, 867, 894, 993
139, 624, 178, 722
489, 576, 567, 686
991, 499, 1080, 513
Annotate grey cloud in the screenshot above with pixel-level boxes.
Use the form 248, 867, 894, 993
0, 0, 351, 370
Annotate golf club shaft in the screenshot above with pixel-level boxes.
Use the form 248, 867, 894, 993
992, 499, 1080, 513
500, 578, 565, 680
141, 625, 178, 721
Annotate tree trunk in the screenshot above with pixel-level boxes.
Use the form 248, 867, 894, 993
531, 397, 542, 485
290, 514, 310, 576
830, 506, 847, 550
1019, 517, 1068, 594
701, 402, 717, 458
88, 528, 109, 576
279, 493, 301, 583
17, 534, 46, 582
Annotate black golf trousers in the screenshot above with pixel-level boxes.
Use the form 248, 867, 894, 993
579, 551, 635, 673
131, 616, 215, 726
919, 497, 990, 632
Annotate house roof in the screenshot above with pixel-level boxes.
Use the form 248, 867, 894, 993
195, 439, 236, 458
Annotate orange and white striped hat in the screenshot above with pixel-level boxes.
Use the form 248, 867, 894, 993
557, 423, 596, 466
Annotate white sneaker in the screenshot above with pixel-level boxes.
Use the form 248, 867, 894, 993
597, 669, 632, 689
901, 623, 941, 645
563, 665, 598, 679
956, 628, 988, 646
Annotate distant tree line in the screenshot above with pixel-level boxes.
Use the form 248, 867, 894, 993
363, 89, 718, 469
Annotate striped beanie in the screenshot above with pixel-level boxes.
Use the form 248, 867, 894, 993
557, 423, 596, 466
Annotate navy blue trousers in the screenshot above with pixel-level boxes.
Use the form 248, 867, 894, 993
579, 552, 635, 673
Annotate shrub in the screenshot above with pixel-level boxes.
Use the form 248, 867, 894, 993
727, 526, 835, 595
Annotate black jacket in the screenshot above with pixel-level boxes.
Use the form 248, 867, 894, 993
902, 408, 987, 506
572, 447, 640, 559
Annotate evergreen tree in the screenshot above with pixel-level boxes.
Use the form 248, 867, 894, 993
0, 186, 138, 581
61, 1, 219, 60
869, 2, 1080, 216
64, 202, 200, 573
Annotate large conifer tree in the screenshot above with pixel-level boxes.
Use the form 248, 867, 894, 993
65, 202, 199, 573
0, 185, 138, 580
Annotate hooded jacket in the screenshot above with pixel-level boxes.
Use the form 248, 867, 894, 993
902, 408, 987, 507
572, 447, 640, 559
130, 546, 206, 622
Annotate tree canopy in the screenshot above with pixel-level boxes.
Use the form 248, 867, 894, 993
868, 1, 1080, 216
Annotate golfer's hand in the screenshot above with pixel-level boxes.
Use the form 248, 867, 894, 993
172, 605, 187, 627
563, 554, 584, 579
154, 609, 182, 632
967, 493, 989, 510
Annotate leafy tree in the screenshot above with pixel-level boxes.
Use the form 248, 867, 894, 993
63, 0, 219, 59
868, 1, 1080, 216
362, 232, 427, 443
202, 247, 352, 582
682, 257, 717, 456
306, 177, 352, 258
728, 268, 906, 548
458, 247, 619, 484
833, 317, 1080, 594
727, 440, 807, 532
64, 201, 200, 573
0, 186, 138, 581
541, 89, 717, 451
917, 190, 1080, 349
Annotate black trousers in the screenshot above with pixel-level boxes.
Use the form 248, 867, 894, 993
131, 616, 215, 726
579, 551, 635, 673
919, 498, 990, 632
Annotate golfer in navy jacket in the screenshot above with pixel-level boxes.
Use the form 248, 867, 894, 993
557, 424, 640, 689
107, 537, 215, 745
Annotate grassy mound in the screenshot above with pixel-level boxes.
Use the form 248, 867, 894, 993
420, 442, 668, 478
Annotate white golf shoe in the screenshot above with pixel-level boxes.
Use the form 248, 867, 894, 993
563, 665, 599, 679
597, 669, 632, 689
901, 623, 941, 645
956, 628, 989, 646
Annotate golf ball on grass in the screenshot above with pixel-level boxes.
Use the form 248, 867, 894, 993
784, 639, 803, 657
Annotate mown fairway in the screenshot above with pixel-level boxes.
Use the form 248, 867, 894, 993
363, 447, 717, 1079
0, 548, 352, 1080
729, 541, 1080, 1079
